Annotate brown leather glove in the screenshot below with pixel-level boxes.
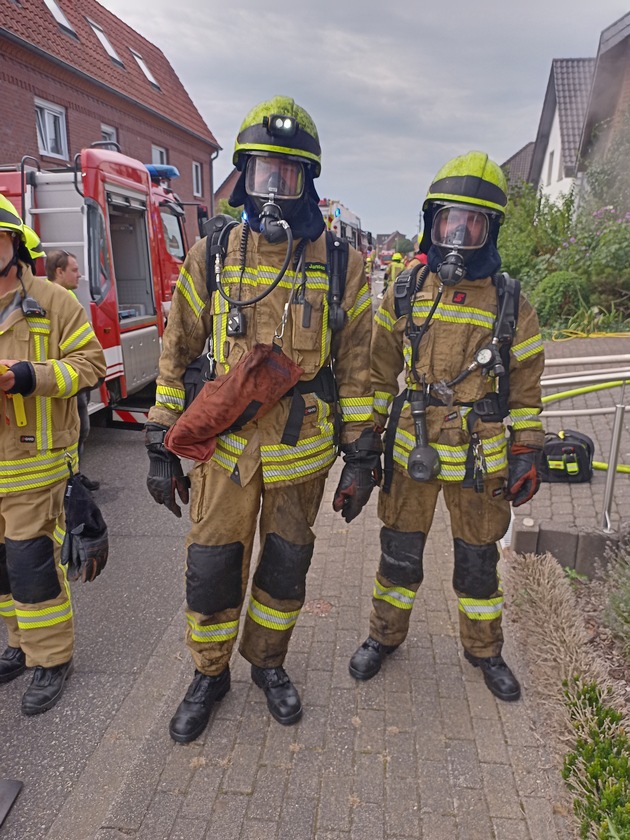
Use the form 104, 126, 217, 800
505, 444, 542, 507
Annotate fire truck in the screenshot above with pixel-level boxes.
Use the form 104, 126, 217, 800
318, 198, 372, 254
0, 143, 195, 424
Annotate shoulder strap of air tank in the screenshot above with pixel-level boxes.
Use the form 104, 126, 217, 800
203, 214, 238, 299
325, 230, 348, 304
493, 271, 521, 417
393, 263, 429, 318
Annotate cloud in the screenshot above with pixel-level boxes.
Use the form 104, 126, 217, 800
98, 0, 629, 236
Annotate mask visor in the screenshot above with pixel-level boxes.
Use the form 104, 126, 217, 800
431, 204, 489, 251
245, 155, 304, 200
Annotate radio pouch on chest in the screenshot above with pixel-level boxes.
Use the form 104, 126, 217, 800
164, 342, 304, 462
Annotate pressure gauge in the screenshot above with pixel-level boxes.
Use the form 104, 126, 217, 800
475, 347, 494, 367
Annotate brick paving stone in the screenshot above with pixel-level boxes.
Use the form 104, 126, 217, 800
481, 762, 521, 819
497, 701, 543, 748
318, 773, 354, 833
136, 792, 180, 840
509, 744, 557, 798
448, 740, 483, 789
354, 708, 386, 754
350, 801, 385, 840
168, 817, 208, 840
521, 796, 561, 840
384, 777, 421, 836
278, 797, 317, 839
436, 663, 468, 699
454, 787, 494, 840
354, 750, 386, 804
204, 793, 249, 840
246, 766, 289, 822
421, 813, 460, 839
472, 716, 510, 765
222, 743, 262, 794
493, 817, 531, 840
239, 820, 278, 840
179, 762, 224, 821
384, 727, 418, 779
418, 760, 455, 815
439, 696, 475, 740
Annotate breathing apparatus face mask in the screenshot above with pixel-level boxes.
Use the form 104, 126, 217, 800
245, 155, 305, 243
431, 204, 490, 285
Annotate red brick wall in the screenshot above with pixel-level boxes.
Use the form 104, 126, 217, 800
0, 38, 218, 244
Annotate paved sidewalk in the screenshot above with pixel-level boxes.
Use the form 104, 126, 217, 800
83, 462, 569, 840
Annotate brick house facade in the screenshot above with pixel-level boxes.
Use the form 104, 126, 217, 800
0, 0, 220, 244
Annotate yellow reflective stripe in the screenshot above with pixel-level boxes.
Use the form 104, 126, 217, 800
16, 599, 73, 629
0, 445, 77, 493
222, 266, 329, 291
247, 596, 300, 631
53, 523, 65, 546
262, 447, 336, 483
512, 333, 543, 361
51, 360, 79, 397
176, 266, 205, 318
27, 317, 51, 334
156, 385, 186, 412
186, 615, 239, 643
392, 429, 507, 479
346, 284, 371, 323
374, 307, 395, 332
412, 301, 494, 329
374, 391, 393, 413
373, 579, 416, 609
339, 397, 372, 422
0, 598, 16, 618
262, 428, 334, 460
458, 595, 503, 620
509, 408, 543, 430
60, 322, 96, 353
212, 290, 230, 368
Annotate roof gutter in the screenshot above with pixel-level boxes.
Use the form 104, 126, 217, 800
0, 28, 222, 152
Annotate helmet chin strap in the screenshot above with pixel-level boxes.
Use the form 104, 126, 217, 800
0, 239, 19, 279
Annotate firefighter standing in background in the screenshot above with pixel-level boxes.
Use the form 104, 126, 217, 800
349, 153, 545, 701
145, 97, 379, 743
379, 251, 404, 299
0, 196, 106, 714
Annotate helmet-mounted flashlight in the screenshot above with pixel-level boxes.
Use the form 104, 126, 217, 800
263, 114, 298, 139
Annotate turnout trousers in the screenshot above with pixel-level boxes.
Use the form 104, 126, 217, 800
185, 461, 326, 675
0, 481, 73, 667
370, 470, 511, 658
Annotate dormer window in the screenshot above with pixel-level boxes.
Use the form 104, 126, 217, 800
130, 50, 160, 90
87, 18, 124, 67
43, 0, 76, 37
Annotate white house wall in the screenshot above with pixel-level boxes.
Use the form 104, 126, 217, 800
538, 106, 576, 202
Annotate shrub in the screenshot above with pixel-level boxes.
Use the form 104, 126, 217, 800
605, 538, 630, 659
530, 270, 590, 327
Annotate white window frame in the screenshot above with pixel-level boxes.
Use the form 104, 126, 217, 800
35, 98, 68, 159
43, 0, 75, 33
87, 18, 123, 65
101, 124, 117, 145
152, 145, 167, 165
131, 50, 160, 88
192, 161, 203, 197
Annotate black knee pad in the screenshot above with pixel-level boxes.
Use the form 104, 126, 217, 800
254, 533, 313, 601
378, 527, 425, 586
453, 539, 499, 599
5, 536, 60, 603
186, 542, 243, 615
0, 543, 8, 596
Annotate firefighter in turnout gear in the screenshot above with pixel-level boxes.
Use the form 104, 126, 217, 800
349, 152, 545, 701
0, 195, 106, 714
146, 97, 378, 742
381, 251, 404, 298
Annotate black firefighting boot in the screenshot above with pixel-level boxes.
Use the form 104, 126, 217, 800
348, 636, 398, 681
251, 665, 302, 726
0, 646, 26, 684
169, 667, 231, 744
464, 651, 521, 702
21, 659, 74, 715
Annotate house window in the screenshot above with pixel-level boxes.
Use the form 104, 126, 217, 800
87, 19, 123, 66
101, 124, 117, 145
546, 150, 555, 186
43, 0, 76, 35
35, 98, 68, 159
152, 145, 167, 165
192, 161, 203, 196
131, 50, 160, 89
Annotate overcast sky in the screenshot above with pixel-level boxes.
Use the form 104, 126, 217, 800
99, 0, 628, 238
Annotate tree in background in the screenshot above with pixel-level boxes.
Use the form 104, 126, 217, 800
216, 198, 242, 221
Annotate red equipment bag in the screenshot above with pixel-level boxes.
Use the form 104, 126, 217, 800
164, 342, 303, 462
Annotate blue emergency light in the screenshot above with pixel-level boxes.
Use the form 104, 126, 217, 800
334, 207, 341, 217
145, 164, 180, 182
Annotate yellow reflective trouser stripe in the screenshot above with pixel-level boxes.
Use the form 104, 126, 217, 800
187, 615, 239, 643
53, 523, 65, 546
0, 598, 16, 618
247, 596, 300, 631
15, 599, 73, 629
458, 596, 503, 620
373, 579, 416, 610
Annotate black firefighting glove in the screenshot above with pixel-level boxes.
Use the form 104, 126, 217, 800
505, 444, 542, 507
333, 429, 383, 523
145, 422, 190, 518
60, 472, 109, 583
